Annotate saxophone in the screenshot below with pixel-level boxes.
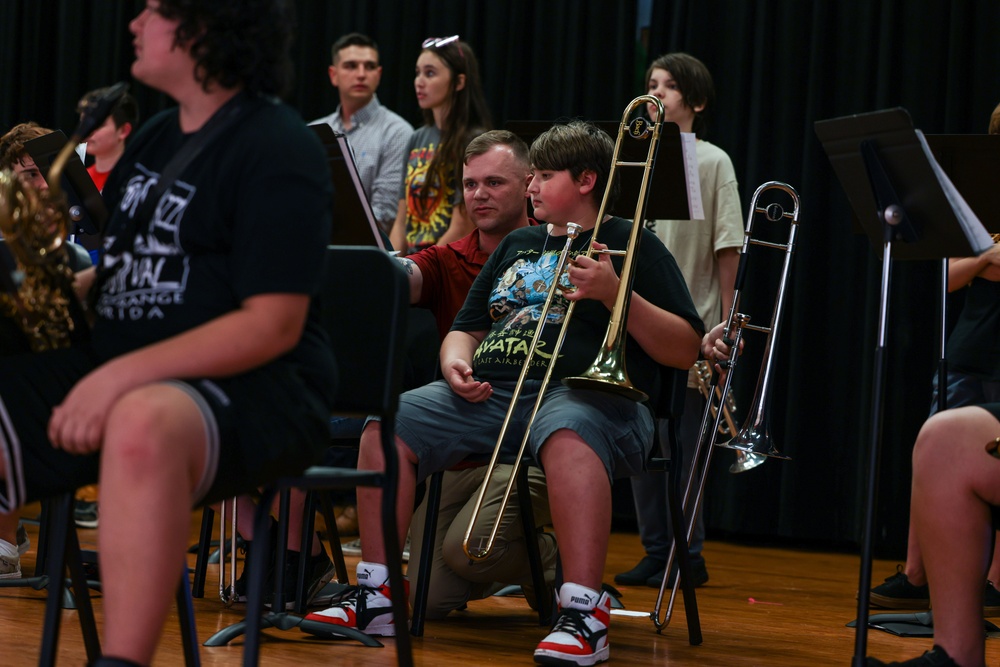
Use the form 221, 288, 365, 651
0, 170, 81, 351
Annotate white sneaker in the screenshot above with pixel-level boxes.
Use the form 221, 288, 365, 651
0, 538, 21, 580
534, 582, 611, 666
303, 561, 402, 637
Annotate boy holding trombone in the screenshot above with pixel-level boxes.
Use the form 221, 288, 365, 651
307, 120, 707, 666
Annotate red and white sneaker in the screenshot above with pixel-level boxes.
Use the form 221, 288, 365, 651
534, 582, 611, 666
303, 561, 400, 637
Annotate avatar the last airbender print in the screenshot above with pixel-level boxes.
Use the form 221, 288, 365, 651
473, 247, 576, 373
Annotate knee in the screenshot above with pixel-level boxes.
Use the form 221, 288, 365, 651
912, 409, 977, 483
102, 389, 181, 475
358, 421, 417, 470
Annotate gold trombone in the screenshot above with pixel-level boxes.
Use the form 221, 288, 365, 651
652, 181, 801, 631
461, 96, 665, 561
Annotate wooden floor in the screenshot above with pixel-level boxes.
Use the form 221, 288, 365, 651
3, 504, 998, 666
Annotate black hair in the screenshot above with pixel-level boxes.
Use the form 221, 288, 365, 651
331, 33, 378, 63
79, 87, 141, 133
157, 0, 295, 97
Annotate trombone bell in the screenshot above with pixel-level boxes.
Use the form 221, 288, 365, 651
719, 422, 791, 461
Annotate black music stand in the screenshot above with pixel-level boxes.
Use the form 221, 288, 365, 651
23, 130, 107, 248
815, 107, 994, 666
308, 123, 387, 249
505, 119, 700, 220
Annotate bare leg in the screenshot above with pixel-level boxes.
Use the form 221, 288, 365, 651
900, 507, 927, 585
355, 421, 418, 565
911, 406, 1000, 667
0, 511, 18, 545
98, 384, 208, 665
538, 429, 610, 591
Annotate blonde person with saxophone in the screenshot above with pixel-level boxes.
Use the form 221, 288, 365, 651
615, 52, 744, 590
305, 120, 706, 666
869, 102, 1000, 617
0, 2, 338, 665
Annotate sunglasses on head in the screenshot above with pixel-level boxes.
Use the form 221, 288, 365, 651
422, 35, 459, 48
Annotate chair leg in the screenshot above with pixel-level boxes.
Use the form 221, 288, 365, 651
39, 493, 102, 667
380, 422, 414, 667
516, 465, 552, 626
191, 505, 215, 598
316, 490, 349, 583
242, 486, 278, 666
410, 470, 444, 637
665, 418, 703, 646
176, 563, 202, 666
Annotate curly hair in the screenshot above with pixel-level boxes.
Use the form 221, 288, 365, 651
156, 0, 295, 97
0, 122, 51, 172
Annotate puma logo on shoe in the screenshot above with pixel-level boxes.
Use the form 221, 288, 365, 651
570, 595, 594, 607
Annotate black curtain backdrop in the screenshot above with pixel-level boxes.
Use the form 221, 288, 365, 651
3, 0, 999, 559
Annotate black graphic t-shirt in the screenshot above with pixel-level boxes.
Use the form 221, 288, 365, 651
451, 217, 703, 394
92, 96, 336, 390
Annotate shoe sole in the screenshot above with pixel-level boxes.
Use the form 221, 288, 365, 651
301, 616, 397, 637
534, 646, 609, 666
75, 520, 98, 529
869, 592, 930, 609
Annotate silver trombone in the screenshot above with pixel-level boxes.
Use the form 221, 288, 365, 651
462, 95, 665, 561
651, 181, 801, 631
692, 360, 765, 473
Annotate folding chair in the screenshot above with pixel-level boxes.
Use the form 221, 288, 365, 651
200, 246, 412, 667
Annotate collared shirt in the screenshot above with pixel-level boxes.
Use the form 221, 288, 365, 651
313, 95, 413, 232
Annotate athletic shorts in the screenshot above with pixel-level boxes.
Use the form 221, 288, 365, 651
370, 378, 654, 484
0, 344, 335, 512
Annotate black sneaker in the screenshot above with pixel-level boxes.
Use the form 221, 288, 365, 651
74, 500, 99, 529
867, 645, 959, 666
869, 565, 930, 609
613, 555, 665, 586
265, 544, 336, 610
647, 558, 709, 589
233, 522, 278, 603
985, 580, 1000, 615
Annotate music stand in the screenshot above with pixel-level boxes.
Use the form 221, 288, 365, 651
23, 130, 107, 243
308, 123, 386, 249
505, 119, 701, 220
815, 107, 994, 666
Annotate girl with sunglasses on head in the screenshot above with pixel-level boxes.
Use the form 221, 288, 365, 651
389, 36, 492, 256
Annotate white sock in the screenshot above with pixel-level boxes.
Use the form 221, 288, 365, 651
356, 561, 389, 588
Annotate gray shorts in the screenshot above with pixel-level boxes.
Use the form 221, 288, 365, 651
373, 379, 653, 483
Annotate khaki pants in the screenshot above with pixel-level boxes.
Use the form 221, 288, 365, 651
408, 464, 557, 619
